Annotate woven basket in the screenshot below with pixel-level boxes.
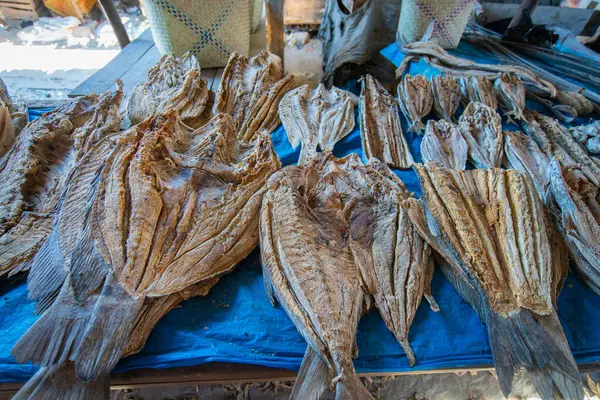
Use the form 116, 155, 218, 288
397, 0, 475, 49
143, 0, 251, 68
251, 0, 262, 33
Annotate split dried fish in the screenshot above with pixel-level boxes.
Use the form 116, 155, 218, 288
421, 119, 467, 170
361, 74, 413, 168
0, 86, 121, 277
278, 83, 355, 164
569, 120, 600, 155
547, 159, 600, 295
404, 164, 583, 400
460, 76, 498, 110
458, 102, 504, 168
504, 130, 550, 198
431, 75, 461, 121
495, 73, 525, 121
215, 51, 296, 142
397, 74, 433, 134
13, 111, 280, 399
127, 53, 210, 127
523, 111, 600, 186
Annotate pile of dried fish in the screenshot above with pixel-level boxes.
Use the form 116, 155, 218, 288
569, 120, 600, 155
260, 152, 438, 398
404, 164, 583, 399
397, 74, 432, 134
421, 119, 467, 170
458, 102, 504, 168
278, 83, 355, 164
360, 74, 413, 168
431, 75, 461, 121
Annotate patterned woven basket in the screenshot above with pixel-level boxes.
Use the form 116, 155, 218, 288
397, 0, 475, 49
251, 0, 263, 33
143, 0, 251, 68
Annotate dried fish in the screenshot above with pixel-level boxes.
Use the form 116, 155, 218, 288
421, 119, 467, 170
404, 164, 583, 399
504, 130, 550, 198
569, 120, 600, 155
494, 73, 525, 121
547, 159, 600, 295
458, 102, 504, 168
215, 51, 296, 142
127, 53, 210, 127
0, 102, 14, 159
260, 152, 372, 399
556, 91, 594, 116
12, 111, 281, 399
397, 74, 433, 134
523, 111, 600, 186
0, 77, 27, 136
431, 75, 461, 121
360, 74, 413, 168
278, 83, 355, 164
460, 76, 498, 110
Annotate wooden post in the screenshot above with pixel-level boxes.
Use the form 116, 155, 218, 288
266, 0, 284, 64
98, 0, 131, 49
506, 0, 541, 31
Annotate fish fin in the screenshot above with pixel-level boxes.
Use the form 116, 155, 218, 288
399, 340, 416, 367
72, 273, 144, 381
262, 260, 278, 306
290, 347, 332, 400
12, 361, 109, 400
423, 256, 439, 312
27, 227, 68, 314
487, 309, 583, 399
12, 281, 94, 367
335, 373, 373, 400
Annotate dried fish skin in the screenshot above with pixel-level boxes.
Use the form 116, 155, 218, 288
569, 120, 600, 155
431, 75, 461, 121
278, 83, 355, 164
460, 76, 498, 110
421, 119, 467, 170
556, 91, 594, 116
0, 77, 27, 136
397, 74, 433, 134
360, 74, 413, 168
547, 160, 600, 295
494, 73, 526, 121
127, 53, 210, 127
215, 51, 296, 142
504, 130, 550, 198
0, 103, 14, 158
458, 102, 504, 168
404, 164, 583, 399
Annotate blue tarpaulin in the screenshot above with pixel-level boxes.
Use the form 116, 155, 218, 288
1, 42, 599, 383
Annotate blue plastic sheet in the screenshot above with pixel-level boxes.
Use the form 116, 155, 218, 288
1, 48, 599, 383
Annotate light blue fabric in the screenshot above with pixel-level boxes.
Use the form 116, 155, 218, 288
2, 56, 598, 383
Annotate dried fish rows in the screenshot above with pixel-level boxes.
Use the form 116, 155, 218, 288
1, 51, 599, 400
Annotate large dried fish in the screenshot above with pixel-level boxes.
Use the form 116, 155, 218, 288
404, 164, 583, 400
127, 53, 210, 127
215, 51, 296, 142
431, 75, 461, 121
421, 119, 467, 170
523, 111, 600, 186
13, 111, 281, 399
495, 73, 526, 121
458, 102, 504, 168
547, 160, 600, 295
504, 130, 550, 197
278, 83, 355, 164
0, 87, 121, 277
361, 74, 413, 168
260, 152, 372, 399
569, 120, 600, 155
460, 76, 498, 110
397, 74, 433, 134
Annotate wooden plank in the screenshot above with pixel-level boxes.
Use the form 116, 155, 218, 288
266, 0, 285, 61
284, 0, 324, 25
98, 0, 130, 49
0, 6, 37, 19
69, 29, 155, 97
119, 44, 162, 96
211, 68, 225, 91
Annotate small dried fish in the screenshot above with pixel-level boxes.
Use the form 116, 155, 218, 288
556, 91, 594, 116
460, 76, 498, 110
495, 73, 526, 121
504, 130, 550, 198
215, 51, 296, 142
404, 164, 583, 399
397, 74, 433, 134
458, 102, 504, 168
421, 119, 467, 170
569, 120, 600, 155
547, 159, 600, 295
431, 75, 461, 121
361, 74, 413, 168
278, 83, 355, 164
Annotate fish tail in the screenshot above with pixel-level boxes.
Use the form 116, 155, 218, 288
290, 347, 331, 400
488, 308, 583, 400
12, 361, 109, 400
334, 372, 373, 400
